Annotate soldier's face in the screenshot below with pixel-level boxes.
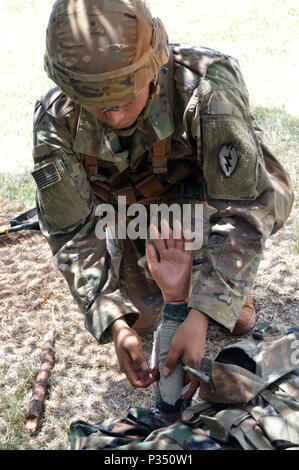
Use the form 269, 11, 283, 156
84, 86, 150, 130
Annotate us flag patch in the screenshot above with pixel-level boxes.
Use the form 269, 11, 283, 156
32, 162, 61, 190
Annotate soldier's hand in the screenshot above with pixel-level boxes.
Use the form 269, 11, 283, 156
146, 219, 193, 303
110, 317, 158, 388
162, 308, 209, 399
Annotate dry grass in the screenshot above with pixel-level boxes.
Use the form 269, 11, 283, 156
0, 210, 156, 449
0, 206, 298, 449
0, 0, 298, 451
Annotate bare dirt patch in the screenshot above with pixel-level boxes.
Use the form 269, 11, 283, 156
0, 206, 298, 449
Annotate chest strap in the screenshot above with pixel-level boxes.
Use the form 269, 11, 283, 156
79, 152, 170, 204
149, 137, 171, 174
78, 144, 192, 206
80, 154, 98, 176
148, 50, 174, 175
79, 131, 171, 181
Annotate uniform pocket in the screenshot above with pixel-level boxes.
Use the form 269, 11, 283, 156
202, 115, 260, 200
32, 150, 92, 233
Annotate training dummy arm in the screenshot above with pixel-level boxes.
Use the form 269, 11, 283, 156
146, 220, 209, 410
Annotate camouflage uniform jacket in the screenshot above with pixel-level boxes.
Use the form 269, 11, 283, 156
32, 44, 294, 344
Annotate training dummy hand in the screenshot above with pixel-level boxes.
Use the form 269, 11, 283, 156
146, 219, 193, 303
146, 219, 208, 400
109, 317, 158, 388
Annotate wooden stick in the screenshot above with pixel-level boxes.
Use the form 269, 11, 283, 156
26, 330, 55, 433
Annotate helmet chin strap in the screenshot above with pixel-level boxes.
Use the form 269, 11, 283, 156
112, 80, 160, 137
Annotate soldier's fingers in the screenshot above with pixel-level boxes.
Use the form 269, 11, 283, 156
183, 375, 199, 400
183, 374, 191, 386
160, 218, 175, 249
133, 364, 156, 387
128, 346, 149, 374
149, 365, 160, 382
119, 352, 141, 385
120, 352, 151, 388
162, 346, 182, 378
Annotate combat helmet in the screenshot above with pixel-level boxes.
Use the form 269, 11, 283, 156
44, 0, 169, 109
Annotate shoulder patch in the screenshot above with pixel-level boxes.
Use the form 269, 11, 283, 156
202, 115, 260, 200
32, 161, 61, 190
218, 144, 240, 178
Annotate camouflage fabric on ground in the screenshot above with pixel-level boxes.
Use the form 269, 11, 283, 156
182, 328, 299, 450
70, 406, 221, 450
70, 328, 299, 451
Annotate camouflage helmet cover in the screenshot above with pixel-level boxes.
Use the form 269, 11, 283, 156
44, 0, 169, 108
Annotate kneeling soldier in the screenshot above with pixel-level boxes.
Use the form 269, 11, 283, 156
32, 0, 294, 395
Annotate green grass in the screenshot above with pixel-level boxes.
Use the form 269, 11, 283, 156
0, 393, 29, 450
0, 360, 39, 450
0, 172, 36, 211
253, 106, 299, 175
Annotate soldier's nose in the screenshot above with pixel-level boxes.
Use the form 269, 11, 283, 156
104, 110, 127, 128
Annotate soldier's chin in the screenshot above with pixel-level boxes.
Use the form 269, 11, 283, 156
111, 120, 137, 136
111, 120, 137, 131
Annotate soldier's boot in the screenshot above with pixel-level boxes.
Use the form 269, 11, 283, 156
231, 296, 256, 336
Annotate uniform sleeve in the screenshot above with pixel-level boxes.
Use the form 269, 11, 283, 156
187, 87, 294, 331
32, 98, 139, 343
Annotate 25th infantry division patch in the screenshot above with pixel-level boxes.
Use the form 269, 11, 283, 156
218, 144, 240, 178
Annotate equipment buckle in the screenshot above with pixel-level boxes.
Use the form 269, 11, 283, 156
183, 365, 211, 383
